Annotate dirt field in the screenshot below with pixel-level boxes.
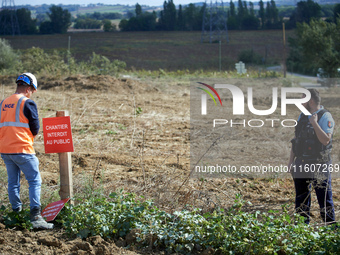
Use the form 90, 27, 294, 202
0, 74, 339, 254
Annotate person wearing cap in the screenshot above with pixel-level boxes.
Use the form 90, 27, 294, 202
0, 73, 53, 230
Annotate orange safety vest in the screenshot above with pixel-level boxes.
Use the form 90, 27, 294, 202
0, 94, 35, 154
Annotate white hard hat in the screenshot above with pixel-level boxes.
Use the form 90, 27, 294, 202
16, 72, 38, 90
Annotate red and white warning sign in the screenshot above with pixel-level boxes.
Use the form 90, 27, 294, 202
41, 198, 70, 222
43, 116, 74, 154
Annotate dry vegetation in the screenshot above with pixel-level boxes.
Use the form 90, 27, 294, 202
0, 73, 339, 254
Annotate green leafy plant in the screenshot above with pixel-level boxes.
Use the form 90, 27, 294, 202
0, 205, 33, 230
54, 191, 340, 254
106, 130, 117, 135
1, 188, 338, 254
238, 49, 263, 65
135, 107, 143, 116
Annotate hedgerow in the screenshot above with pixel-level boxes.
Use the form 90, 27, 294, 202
0, 43, 126, 77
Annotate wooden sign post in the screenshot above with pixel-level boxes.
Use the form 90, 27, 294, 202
56, 111, 73, 201
43, 111, 74, 203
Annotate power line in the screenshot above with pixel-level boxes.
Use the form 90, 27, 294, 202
201, 0, 229, 44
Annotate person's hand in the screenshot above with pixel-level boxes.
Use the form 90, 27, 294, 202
309, 113, 318, 125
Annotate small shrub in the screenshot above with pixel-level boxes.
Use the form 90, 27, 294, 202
238, 49, 263, 65
103, 19, 117, 32
17, 48, 126, 76
77, 52, 126, 75
0, 39, 20, 73
20, 47, 69, 75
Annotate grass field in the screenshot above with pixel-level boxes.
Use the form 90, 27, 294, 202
3, 30, 294, 72
72, 5, 132, 15
71, 4, 160, 16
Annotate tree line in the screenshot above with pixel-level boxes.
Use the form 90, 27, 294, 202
119, 2, 204, 31
119, 0, 340, 31
0, 0, 339, 35
0, 5, 71, 35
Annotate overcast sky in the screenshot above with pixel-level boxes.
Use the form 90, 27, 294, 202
14, 0, 258, 7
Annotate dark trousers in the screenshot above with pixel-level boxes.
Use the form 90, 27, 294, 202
293, 159, 335, 224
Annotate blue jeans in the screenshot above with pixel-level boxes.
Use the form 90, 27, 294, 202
1, 154, 41, 211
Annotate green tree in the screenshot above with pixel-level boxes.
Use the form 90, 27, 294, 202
236, 0, 259, 30
177, 5, 185, 30
159, 0, 177, 31
92, 12, 101, 20
228, 0, 238, 30
0, 8, 37, 35
138, 12, 157, 31
243, 1, 249, 16
35, 13, 48, 26
263, 0, 280, 29
182, 3, 205, 31
334, 4, 340, 23
17, 8, 37, 34
74, 18, 101, 29
103, 19, 116, 32
259, 0, 265, 29
135, 3, 142, 16
119, 12, 156, 31
0, 39, 20, 72
39, 21, 52, 34
242, 15, 260, 30
119, 19, 129, 31
291, 19, 340, 77
47, 5, 71, 33
237, 0, 245, 27
230, 0, 236, 17
295, 0, 321, 24
249, 2, 255, 17
242, 1, 259, 30
265, 1, 271, 28
270, 0, 279, 24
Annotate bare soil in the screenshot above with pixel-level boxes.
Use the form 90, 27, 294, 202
0, 75, 339, 254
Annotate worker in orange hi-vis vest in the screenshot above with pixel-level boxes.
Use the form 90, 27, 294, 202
0, 73, 53, 230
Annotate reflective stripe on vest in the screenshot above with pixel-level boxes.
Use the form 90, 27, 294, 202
0, 94, 35, 154
0, 96, 29, 128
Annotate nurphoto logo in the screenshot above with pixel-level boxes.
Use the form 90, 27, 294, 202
196, 82, 312, 128
198, 83, 311, 116
190, 78, 324, 179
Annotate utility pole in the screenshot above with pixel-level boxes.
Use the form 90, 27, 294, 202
201, 0, 229, 44
283, 22, 287, 78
